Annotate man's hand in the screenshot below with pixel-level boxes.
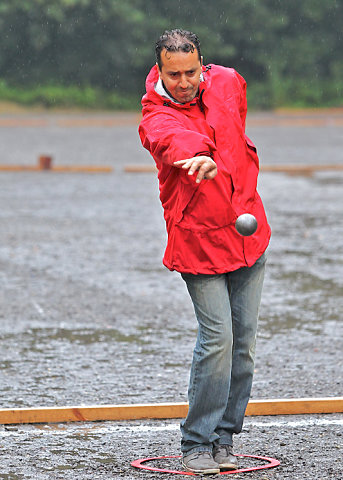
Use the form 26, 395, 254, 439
174, 156, 217, 184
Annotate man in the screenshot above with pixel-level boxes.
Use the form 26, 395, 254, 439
138, 29, 271, 475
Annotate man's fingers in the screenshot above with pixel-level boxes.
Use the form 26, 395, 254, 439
195, 163, 214, 183
173, 159, 190, 166
186, 158, 211, 176
204, 165, 217, 179
174, 158, 204, 175
174, 156, 211, 168
174, 159, 195, 171
174, 156, 217, 183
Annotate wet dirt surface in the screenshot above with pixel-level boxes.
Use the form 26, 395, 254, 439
0, 112, 342, 478
1, 415, 342, 479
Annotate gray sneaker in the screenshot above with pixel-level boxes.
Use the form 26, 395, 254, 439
182, 451, 220, 474
213, 445, 238, 470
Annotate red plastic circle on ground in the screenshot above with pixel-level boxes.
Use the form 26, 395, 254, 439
131, 454, 280, 475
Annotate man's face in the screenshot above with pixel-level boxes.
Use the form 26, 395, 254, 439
157, 48, 203, 104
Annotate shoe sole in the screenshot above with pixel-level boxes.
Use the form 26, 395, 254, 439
218, 462, 238, 470
182, 461, 220, 475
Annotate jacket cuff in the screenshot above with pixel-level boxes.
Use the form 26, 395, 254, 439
194, 151, 214, 159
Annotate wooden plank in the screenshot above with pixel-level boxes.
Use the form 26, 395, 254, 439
124, 165, 157, 173
1, 164, 342, 174
245, 397, 343, 416
0, 403, 188, 425
0, 165, 112, 173
0, 398, 342, 425
123, 164, 343, 175
51, 166, 113, 173
0, 165, 39, 171
261, 164, 343, 175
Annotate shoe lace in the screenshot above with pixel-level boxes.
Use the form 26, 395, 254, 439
216, 444, 233, 455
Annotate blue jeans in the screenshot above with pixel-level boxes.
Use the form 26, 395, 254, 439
180, 253, 266, 454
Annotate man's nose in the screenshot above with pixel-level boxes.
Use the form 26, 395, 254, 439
179, 75, 188, 88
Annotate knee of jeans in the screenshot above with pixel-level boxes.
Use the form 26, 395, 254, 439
235, 328, 256, 348
199, 329, 232, 359
233, 334, 256, 361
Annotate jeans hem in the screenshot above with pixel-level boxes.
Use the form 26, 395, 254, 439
182, 446, 213, 456
216, 440, 233, 447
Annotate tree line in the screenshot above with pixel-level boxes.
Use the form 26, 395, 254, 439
0, 0, 342, 109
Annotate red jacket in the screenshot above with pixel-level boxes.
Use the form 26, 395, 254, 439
139, 64, 271, 274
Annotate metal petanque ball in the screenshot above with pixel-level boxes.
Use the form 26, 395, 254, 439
235, 213, 258, 236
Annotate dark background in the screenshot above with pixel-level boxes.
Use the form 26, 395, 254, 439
0, 0, 342, 109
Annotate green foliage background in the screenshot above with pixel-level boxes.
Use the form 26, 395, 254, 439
0, 0, 342, 109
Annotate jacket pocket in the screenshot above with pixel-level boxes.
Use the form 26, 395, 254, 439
176, 170, 236, 232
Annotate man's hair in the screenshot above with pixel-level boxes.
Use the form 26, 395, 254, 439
155, 29, 201, 70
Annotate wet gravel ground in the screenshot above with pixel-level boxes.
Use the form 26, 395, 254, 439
0, 112, 342, 479
1, 414, 342, 479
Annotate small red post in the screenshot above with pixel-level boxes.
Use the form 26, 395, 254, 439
38, 155, 52, 170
